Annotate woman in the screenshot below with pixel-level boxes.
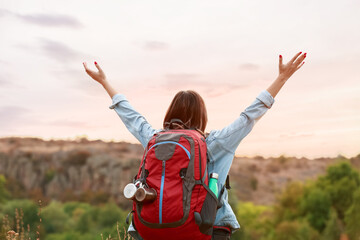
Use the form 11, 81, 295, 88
83, 52, 306, 240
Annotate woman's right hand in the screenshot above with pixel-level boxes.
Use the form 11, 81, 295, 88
266, 51, 307, 98
278, 52, 306, 81
83, 61, 107, 85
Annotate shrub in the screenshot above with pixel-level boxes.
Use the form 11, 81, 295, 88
41, 201, 70, 234
236, 202, 270, 240
0, 175, 10, 203
250, 177, 258, 191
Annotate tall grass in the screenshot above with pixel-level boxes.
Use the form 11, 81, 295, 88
100, 222, 133, 240
2, 208, 32, 240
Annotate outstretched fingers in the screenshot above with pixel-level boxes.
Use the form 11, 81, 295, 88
82, 61, 106, 84
294, 52, 307, 66
278, 51, 307, 79
296, 61, 305, 70
290, 51, 303, 63
94, 61, 103, 72
83, 62, 93, 73
83, 61, 100, 75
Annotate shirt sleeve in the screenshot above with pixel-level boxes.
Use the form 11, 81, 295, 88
109, 93, 158, 148
209, 89, 275, 153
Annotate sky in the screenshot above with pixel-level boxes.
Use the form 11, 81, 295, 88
0, 0, 359, 159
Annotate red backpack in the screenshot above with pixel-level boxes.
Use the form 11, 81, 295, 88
130, 122, 219, 240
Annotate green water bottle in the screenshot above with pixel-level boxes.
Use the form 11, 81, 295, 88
209, 173, 219, 198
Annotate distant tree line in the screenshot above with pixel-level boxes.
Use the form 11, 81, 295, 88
1, 159, 359, 240
231, 161, 360, 240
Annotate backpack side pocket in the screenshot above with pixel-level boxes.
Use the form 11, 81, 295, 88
194, 185, 219, 236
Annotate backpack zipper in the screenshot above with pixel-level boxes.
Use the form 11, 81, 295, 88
196, 139, 202, 183
159, 160, 165, 224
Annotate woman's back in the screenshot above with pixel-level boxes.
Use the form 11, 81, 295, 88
108, 88, 275, 233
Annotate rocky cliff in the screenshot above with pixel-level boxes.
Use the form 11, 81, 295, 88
0, 137, 359, 206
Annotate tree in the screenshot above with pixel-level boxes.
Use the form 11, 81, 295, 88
300, 188, 331, 232
1, 199, 39, 239
272, 220, 320, 240
76, 210, 94, 233
275, 221, 299, 240
273, 182, 304, 223
321, 209, 341, 240
317, 161, 360, 220
345, 188, 360, 240
97, 202, 125, 228
41, 201, 70, 234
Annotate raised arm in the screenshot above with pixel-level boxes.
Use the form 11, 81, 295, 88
82, 61, 157, 147
208, 52, 307, 153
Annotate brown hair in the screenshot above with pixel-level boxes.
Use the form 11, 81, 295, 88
163, 90, 208, 132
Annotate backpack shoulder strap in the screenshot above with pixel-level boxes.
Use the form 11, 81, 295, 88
164, 118, 190, 130
225, 175, 231, 190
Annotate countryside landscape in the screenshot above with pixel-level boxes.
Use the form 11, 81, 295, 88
1, 137, 359, 239
2, 0, 360, 239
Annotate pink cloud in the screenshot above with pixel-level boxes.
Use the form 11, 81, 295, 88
162, 73, 249, 97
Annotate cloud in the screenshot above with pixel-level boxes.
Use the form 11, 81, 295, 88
0, 59, 10, 65
163, 73, 249, 97
50, 67, 105, 97
204, 83, 248, 98
46, 119, 103, 129
13, 38, 83, 64
0, 8, 11, 17
0, 106, 32, 131
0, 78, 11, 87
0, 8, 83, 28
239, 63, 260, 71
279, 132, 315, 138
164, 73, 200, 84
0, 73, 26, 89
0, 105, 103, 132
39, 38, 81, 62
19, 13, 83, 28
143, 41, 169, 51
132, 40, 169, 51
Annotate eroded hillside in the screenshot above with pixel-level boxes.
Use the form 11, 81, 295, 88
0, 137, 358, 206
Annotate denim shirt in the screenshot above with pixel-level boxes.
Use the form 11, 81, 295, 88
109, 89, 275, 238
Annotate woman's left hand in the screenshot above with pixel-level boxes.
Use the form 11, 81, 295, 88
278, 52, 306, 81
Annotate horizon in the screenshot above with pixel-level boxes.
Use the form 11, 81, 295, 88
1, 0, 359, 159
0, 135, 358, 160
